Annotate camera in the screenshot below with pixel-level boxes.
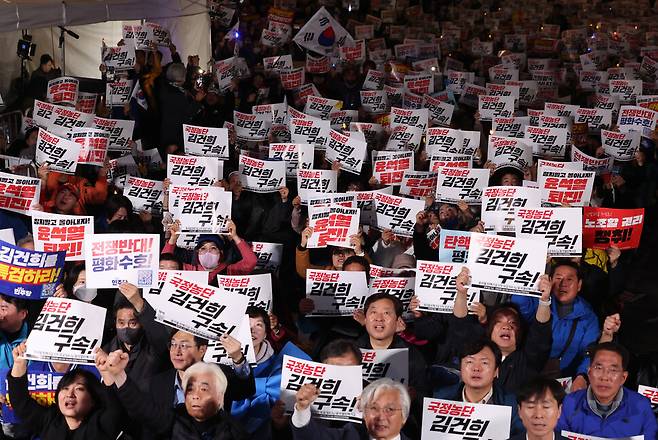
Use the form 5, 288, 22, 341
17, 35, 36, 59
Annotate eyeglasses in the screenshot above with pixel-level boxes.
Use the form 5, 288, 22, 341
590, 365, 622, 378
169, 342, 196, 351
364, 406, 402, 416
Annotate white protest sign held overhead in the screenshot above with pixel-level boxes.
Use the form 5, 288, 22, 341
305, 269, 369, 316
601, 129, 641, 161
467, 233, 547, 297
203, 314, 256, 366
123, 176, 164, 215
487, 136, 533, 171
0, 172, 40, 215
523, 126, 569, 158
169, 186, 231, 234
269, 143, 314, 178
217, 273, 273, 312
239, 155, 285, 193
422, 398, 511, 440
32, 212, 93, 262
367, 276, 415, 309
167, 154, 222, 187
251, 241, 284, 272
85, 234, 159, 289
415, 261, 477, 313
400, 171, 437, 199
481, 186, 542, 233
91, 117, 134, 152
325, 129, 367, 175
374, 193, 424, 237
436, 167, 489, 205
361, 349, 408, 384
105, 79, 133, 107
514, 208, 582, 257
372, 150, 413, 186
47, 77, 78, 106
290, 117, 331, 149
478, 95, 515, 121
183, 125, 229, 159
297, 169, 337, 203
155, 272, 249, 340
307, 206, 359, 249
35, 129, 81, 175
280, 355, 362, 422
25, 298, 106, 365
70, 129, 109, 167
538, 169, 595, 207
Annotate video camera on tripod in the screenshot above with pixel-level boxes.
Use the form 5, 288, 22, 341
17, 33, 36, 60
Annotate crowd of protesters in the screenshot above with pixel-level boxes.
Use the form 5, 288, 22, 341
1, 0, 658, 438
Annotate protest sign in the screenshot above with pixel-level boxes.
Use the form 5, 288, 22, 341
263, 55, 293, 73
538, 169, 595, 206
297, 169, 338, 203
167, 154, 222, 187
35, 129, 81, 174
280, 67, 305, 90
400, 171, 437, 198
144, 269, 207, 309
424, 95, 454, 126
46, 100, 95, 136
102, 45, 136, 71
84, 234, 159, 288
46, 77, 78, 106
368, 277, 415, 308
617, 105, 658, 132
169, 186, 232, 234
105, 79, 133, 107
330, 109, 358, 130
574, 108, 613, 131
467, 233, 547, 297
561, 432, 643, 440
374, 192, 424, 237
32, 212, 93, 262
601, 129, 641, 161
325, 130, 367, 175
239, 155, 285, 193
493, 116, 531, 138
404, 72, 434, 95
250, 242, 284, 272
363, 69, 385, 90
487, 136, 533, 171
523, 126, 569, 158
609, 79, 643, 103
214, 57, 235, 93
183, 124, 229, 159
361, 349, 408, 384
0, 368, 65, 424
361, 90, 388, 114
269, 143, 314, 178
537, 159, 583, 174
70, 129, 109, 166
203, 314, 256, 366
124, 176, 164, 215
385, 125, 423, 152
306, 54, 331, 74
280, 355, 361, 422
0, 230, 13, 245
515, 208, 582, 257
478, 96, 514, 121
217, 273, 273, 311
390, 107, 428, 131
571, 147, 614, 174
24, 298, 105, 364
145, 22, 170, 46
422, 398, 511, 440
154, 272, 249, 340
583, 207, 644, 250
481, 186, 541, 233
308, 206, 359, 248
372, 150, 413, 185
436, 168, 489, 204
304, 96, 341, 119
638, 385, 658, 410
290, 117, 331, 149
127, 24, 154, 50
234, 111, 271, 140
507, 80, 538, 106
91, 117, 134, 152
426, 128, 464, 156
415, 260, 477, 313
439, 230, 470, 263
544, 102, 580, 119
305, 269, 369, 316
0, 172, 40, 215
0, 240, 65, 299
429, 155, 472, 172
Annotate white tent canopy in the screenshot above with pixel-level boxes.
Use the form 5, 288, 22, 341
0, 0, 211, 99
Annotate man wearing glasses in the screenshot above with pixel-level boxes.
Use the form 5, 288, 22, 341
140, 330, 255, 440
557, 342, 656, 438
291, 377, 411, 440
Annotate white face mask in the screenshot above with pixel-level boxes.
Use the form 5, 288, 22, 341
73, 285, 97, 302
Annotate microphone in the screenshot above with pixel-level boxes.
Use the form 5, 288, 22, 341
58, 26, 80, 39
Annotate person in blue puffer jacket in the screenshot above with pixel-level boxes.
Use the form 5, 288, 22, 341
512, 261, 600, 385
557, 342, 657, 438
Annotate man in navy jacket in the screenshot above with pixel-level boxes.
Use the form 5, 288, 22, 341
557, 342, 657, 438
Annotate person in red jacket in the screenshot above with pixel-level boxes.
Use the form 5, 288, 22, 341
38, 164, 108, 215
162, 219, 257, 283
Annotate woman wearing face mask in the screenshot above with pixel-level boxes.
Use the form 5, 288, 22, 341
163, 219, 258, 284
63, 265, 98, 303
8, 343, 122, 440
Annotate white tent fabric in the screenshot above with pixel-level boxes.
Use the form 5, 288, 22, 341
0, 3, 211, 99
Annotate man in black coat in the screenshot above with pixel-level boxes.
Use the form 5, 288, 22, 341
141, 330, 255, 440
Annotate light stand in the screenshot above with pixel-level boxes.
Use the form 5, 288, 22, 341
58, 25, 79, 75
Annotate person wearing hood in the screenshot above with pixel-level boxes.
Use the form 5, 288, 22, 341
162, 219, 258, 284
101, 284, 170, 390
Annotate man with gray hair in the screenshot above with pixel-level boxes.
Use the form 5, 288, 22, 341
291, 377, 411, 440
